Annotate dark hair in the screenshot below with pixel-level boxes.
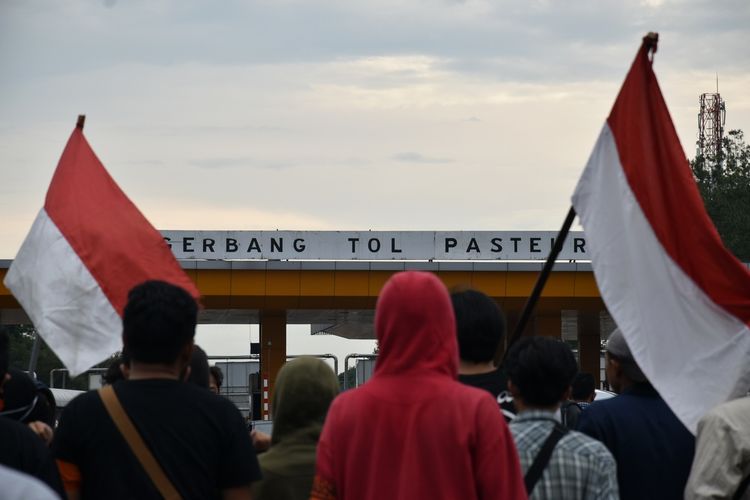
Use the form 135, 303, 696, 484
505, 336, 578, 407
186, 345, 209, 388
0, 330, 8, 381
123, 281, 198, 365
102, 353, 129, 385
451, 290, 506, 363
209, 365, 224, 389
571, 372, 596, 400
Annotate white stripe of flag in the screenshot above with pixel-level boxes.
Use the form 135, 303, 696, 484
572, 37, 750, 433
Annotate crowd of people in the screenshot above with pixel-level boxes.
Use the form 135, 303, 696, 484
0, 271, 747, 499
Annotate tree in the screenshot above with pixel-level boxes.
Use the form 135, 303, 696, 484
337, 366, 357, 391
691, 129, 750, 262
3, 325, 77, 388
2, 325, 116, 390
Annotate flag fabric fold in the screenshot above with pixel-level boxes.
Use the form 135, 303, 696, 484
572, 38, 750, 433
4, 125, 200, 376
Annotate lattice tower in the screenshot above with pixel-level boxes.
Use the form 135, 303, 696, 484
698, 92, 726, 158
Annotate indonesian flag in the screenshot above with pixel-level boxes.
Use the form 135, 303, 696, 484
572, 36, 750, 433
4, 121, 200, 376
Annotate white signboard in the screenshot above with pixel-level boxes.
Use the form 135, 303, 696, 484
162, 231, 589, 261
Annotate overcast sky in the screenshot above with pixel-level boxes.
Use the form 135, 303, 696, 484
2, 0, 748, 367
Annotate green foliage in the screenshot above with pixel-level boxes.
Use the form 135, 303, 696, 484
2, 325, 115, 390
337, 366, 357, 391
691, 129, 750, 262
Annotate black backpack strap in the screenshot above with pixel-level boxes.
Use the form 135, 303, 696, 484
733, 473, 750, 500
524, 423, 568, 496
561, 402, 583, 430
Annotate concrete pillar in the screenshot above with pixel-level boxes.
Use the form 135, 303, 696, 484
260, 310, 287, 420
578, 310, 601, 389
534, 311, 561, 339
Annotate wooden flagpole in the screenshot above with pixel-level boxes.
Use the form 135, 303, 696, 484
503, 206, 577, 361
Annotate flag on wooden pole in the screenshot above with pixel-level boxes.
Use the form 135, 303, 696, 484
572, 35, 750, 433
4, 117, 200, 376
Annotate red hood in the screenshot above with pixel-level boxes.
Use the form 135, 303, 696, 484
374, 271, 458, 379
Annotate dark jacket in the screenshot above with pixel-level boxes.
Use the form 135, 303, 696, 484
578, 383, 695, 500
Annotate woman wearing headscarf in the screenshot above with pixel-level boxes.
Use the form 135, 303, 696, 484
252, 356, 339, 500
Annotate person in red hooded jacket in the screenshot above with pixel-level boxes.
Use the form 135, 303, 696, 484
311, 271, 527, 500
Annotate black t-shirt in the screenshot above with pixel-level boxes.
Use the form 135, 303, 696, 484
458, 369, 516, 421
0, 416, 65, 497
458, 369, 507, 397
53, 379, 261, 499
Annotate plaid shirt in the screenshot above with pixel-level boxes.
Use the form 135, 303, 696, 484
510, 410, 619, 500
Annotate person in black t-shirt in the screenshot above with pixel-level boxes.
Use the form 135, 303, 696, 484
561, 372, 596, 429
53, 280, 261, 500
209, 365, 224, 395
451, 289, 516, 420
185, 344, 210, 388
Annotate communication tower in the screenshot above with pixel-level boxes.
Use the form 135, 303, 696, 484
697, 78, 726, 158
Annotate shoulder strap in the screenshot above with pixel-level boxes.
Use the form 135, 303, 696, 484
524, 423, 568, 496
561, 402, 583, 429
560, 402, 570, 427
98, 385, 182, 500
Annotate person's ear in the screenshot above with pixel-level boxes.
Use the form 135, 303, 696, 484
606, 356, 624, 390
508, 380, 521, 399
609, 357, 622, 377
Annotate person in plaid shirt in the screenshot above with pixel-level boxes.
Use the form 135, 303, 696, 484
506, 337, 619, 500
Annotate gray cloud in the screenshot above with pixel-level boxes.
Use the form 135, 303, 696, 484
123, 159, 164, 167
392, 152, 454, 164
1, 0, 747, 86
1, 0, 749, 260
189, 157, 297, 170
188, 156, 371, 171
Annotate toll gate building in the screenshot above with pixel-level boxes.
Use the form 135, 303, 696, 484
1, 230, 629, 419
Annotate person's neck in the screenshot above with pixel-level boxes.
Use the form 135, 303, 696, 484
514, 397, 560, 414
458, 360, 496, 376
614, 377, 638, 394
128, 361, 182, 381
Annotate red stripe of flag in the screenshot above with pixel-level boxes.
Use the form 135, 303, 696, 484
607, 44, 750, 326
44, 127, 199, 316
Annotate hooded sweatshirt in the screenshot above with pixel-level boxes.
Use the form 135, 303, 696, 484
252, 357, 339, 500
312, 271, 527, 500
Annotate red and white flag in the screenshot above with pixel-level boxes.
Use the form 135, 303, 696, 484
572, 36, 750, 433
4, 121, 200, 376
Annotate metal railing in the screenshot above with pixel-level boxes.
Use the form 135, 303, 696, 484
206, 354, 340, 417
50, 367, 107, 389
286, 354, 339, 375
